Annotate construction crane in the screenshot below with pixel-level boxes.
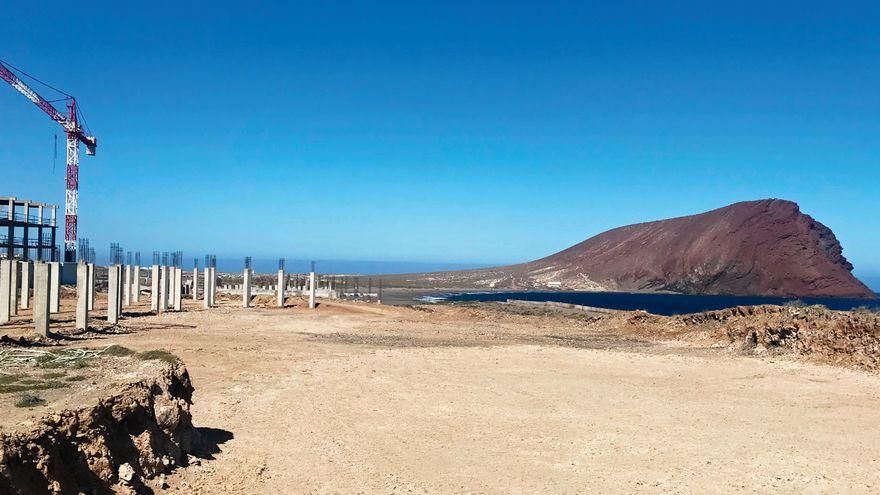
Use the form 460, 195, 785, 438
0, 59, 97, 262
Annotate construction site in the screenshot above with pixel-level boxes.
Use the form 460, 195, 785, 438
3, 12, 880, 494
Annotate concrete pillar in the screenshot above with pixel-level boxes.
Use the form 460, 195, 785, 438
9, 261, 18, 316
159, 266, 169, 312
133, 265, 141, 303
277, 269, 285, 307
33, 262, 50, 337
168, 268, 176, 308
309, 271, 316, 309
19, 261, 31, 310
107, 264, 121, 324
193, 268, 200, 301
173, 268, 182, 311
48, 261, 60, 314
87, 263, 95, 311
151, 265, 160, 312
203, 268, 211, 309
209, 267, 216, 307
117, 265, 124, 316
242, 268, 252, 308
0, 260, 11, 324
75, 262, 89, 330
123, 265, 132, 306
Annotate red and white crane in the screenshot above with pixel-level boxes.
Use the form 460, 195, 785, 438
0, 59, 97, 262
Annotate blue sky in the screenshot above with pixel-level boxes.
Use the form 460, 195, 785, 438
2, 1, 878, 286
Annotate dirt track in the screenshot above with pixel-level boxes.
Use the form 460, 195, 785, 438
4, 298, 880, 493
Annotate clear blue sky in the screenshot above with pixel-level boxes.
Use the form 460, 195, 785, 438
2, 1, 878, 286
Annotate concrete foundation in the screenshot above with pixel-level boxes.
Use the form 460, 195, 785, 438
173, 268, 182, 311
48, 262, 60, 314
277, 269, 285, 307
33, 262, 51, 337
0, 260, 11, 324
243, 268, 252, 308
108, 264, 121, 325
75, 262, 89, 330
87, 263, 95, 311
20, 261, 31, 310
309, 271, 316, 309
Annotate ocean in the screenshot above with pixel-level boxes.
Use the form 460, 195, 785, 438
426, 291, 880, 316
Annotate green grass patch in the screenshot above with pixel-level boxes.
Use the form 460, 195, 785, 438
0, 380, 68, 394
135, 350, 179, 364
103, 345, 136, 357
14, 393, 47, 408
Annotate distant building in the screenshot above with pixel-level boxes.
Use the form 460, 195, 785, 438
547, 281, 562, 289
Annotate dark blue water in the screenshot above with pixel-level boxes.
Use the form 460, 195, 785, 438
435, 291, 880, 316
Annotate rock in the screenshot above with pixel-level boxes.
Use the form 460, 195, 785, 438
118, 463, 136, 484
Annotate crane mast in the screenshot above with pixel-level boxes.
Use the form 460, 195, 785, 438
0, 61, 97, 262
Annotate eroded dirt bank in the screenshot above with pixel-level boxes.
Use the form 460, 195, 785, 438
0, 362, 201, 495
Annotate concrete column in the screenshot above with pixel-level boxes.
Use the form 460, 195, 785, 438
133, 265, 141, 303
107, 264, 121, 324
75, 262, 89, 330
123, 265, 132, 306
203, 268, 211, 309
173, 268, 182, 311
242, 268, 252, 308
0, 260, 11, 324
159, 266, 169, 312
168, 268, 176, 308
277, 269, 285, 307
20, 261, 31, 310
33, 262, 50, 337
193, 268, 200, 301
48, 261, 60, 314
209, 267, 216, 307
117, 265, 124, 316
8, 260, 18, 316
309, 271, 316, 309
151, 265, 160, 312
87, 263, 95, 311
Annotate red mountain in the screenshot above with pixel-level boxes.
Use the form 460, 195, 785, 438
424, 199, 873, 298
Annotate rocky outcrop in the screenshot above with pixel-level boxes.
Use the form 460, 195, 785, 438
0, 363, 201, 495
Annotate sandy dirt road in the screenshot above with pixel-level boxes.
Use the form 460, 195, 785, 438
28, 298, 880, 493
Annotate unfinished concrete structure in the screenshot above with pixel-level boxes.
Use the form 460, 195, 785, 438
151, 265, 160, 312
19, 260, 30, 310
123, 265, 132, 306
242, 267, 252, 308
48, 261, 60, 313
193, 267, 200, 301
107, 264, 121, 325
277, 268, 285, 307
75, 262, 88, 330
8, 260, 17, 316
309, 271, 316, 309
0, 197, 58, 262
32, 262, 50, 337
133, 265, 141, 303
0, 260, 11, 324
159, 266, 169, 312
87, 263, 95, 311
173, 268, 182, 311
203, 268, 212, 309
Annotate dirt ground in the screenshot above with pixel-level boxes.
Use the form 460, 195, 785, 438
3, 296, 880, 493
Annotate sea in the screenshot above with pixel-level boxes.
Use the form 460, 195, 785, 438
421, 291, 880, 316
